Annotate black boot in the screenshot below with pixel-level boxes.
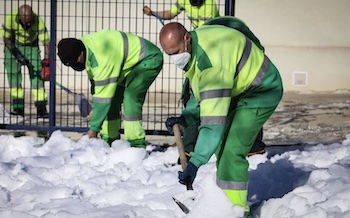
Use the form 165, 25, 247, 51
37, 107, 49, 118
10, 108, 24, 117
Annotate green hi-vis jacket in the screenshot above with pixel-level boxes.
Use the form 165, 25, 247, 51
0, 10, 49, 46
171, 0, 220, 28
81, 30, 161, 132
185, 25, 283, 167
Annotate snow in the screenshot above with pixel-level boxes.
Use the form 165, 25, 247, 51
1, 103, 350, 218
0, 130, 350, 218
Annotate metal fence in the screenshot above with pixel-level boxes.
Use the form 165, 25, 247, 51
0, 0, 232, 136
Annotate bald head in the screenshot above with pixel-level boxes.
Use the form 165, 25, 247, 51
19, 5, 33, 29
159, 22, 189, 55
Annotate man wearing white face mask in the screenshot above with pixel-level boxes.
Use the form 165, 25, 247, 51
170, 35, 192, 69
159, 21, 283, 217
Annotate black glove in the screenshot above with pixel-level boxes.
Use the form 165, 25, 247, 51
165, 115, 187, 134
10, 47, 31, 67
178, 162, 198, 186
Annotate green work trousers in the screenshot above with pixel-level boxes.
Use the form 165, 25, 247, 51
4, 45, 47, 109
216, 106, 277, 182
100, 50, 163, 147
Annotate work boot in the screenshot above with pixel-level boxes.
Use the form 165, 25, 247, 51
10, 108, 24, 117
37, 107, 49, 119
248, 149, 266, 156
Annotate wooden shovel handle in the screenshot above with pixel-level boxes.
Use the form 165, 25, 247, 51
173, 124, 188, 171
173, 124, 193, 191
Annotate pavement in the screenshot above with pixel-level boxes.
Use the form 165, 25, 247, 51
262, 92, 350, 145
1, 92, 350, 146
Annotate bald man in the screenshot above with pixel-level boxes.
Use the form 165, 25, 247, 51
160, 22, 283, 216
1, 4, 50, 118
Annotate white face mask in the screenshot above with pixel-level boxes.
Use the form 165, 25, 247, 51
170, 52, 191, 69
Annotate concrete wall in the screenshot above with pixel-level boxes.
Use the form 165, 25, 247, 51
236, 0, 350, 92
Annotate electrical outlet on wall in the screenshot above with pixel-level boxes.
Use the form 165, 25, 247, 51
292, 71, 308, 86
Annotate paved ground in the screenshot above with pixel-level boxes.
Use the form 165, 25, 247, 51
263, 92, 350, 145
1, 92, 350, 146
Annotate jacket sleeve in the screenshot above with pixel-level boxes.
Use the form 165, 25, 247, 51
189, 66, 233, 167
88, 66, 119, 132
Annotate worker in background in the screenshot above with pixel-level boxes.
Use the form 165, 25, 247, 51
1, 4, 50, 118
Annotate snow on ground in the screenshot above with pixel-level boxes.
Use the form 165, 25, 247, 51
0, 130, 350, 218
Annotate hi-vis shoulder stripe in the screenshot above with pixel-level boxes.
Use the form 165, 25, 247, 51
235, 37, 252, 78
244, 55, 269, 93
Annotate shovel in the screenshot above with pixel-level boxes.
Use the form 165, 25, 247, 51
151, 11, 165, 25
172, 123, 194, 214
55, 82, 92, 117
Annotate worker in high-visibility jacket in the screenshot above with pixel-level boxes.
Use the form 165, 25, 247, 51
143, 0, 219, 29
0, 4, 50, 118
57, 30, 163, 147
159, 22, 283, 216
143, 0, 222, 158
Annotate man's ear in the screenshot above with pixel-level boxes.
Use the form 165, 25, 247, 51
185, 32, 191, 43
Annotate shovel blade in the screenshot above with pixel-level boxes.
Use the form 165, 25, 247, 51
74, 93, 93, 117
172, 197, 190, 214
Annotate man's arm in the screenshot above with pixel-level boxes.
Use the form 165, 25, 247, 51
3, 37, 31, 66
3, 38, 14, 50
143, 5, 177, 20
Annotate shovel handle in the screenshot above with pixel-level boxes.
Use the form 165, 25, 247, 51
173, 124, 193, 191
55, 82, 75, 95
173, 124, 188, 171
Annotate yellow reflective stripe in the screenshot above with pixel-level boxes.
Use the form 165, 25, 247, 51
200, 116, 226, 125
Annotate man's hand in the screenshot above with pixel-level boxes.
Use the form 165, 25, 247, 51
9, 47, 31, 67
41, 58, 50, 81
165, 116, 187, 134
143, 6, 152, 15
16, 53, 31, 66
87, 130, 98, 138
178, 162, 198, 186
87, 109, 93, 121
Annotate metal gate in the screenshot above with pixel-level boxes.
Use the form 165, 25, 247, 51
0, 0, 231, 136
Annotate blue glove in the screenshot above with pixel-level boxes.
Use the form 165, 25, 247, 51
165, 116, 187, 135
178, 162, 198, 186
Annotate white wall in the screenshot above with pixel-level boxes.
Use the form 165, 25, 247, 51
1, 0, 349, 94
235, 0, 350, 92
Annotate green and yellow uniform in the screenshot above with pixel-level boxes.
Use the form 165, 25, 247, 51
1, 9, 49, 110
185, 24, 283, 213
81, 30, 163, 147
172, 0, 220, 153
171, 0, 220, 29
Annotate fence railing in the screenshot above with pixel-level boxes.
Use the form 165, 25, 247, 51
0, 0, 233, 136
